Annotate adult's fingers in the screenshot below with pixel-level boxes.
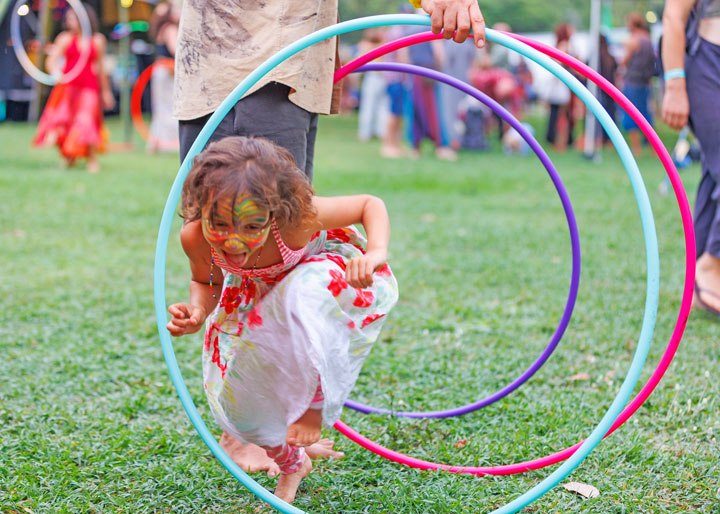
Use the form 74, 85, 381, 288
469, 1, 485, 48
442, 4, 458, 39
429, 3, 444, 35
454, 7, 471, 43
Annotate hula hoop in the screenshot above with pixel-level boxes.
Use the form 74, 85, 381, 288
154, 16, 660, 514
334, 30, 694, 479
10, 0, 93, 86
343, 61, 581, 418
130, 58, 176, 144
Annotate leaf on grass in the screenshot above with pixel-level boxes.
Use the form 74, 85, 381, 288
563, 481, 600, 498
453, 438, 471, 449
566, 372, 590, 381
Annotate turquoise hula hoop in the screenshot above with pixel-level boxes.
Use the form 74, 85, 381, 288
154, 15, 659, 514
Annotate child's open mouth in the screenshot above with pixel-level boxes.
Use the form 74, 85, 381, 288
224, 251, 248, 267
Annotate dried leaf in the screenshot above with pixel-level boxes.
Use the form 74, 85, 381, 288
566, 372, 590, 381
453, 438, 471, 449
563, 481, 600, 498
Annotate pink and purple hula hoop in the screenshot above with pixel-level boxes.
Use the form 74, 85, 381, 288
341, 61, 581, 418
332, 31, 695, 475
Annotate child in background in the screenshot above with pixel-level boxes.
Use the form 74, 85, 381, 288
33, 5, 114, 172
167, 136, 398, 502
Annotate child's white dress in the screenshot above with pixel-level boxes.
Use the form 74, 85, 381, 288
202, 222, 399, 447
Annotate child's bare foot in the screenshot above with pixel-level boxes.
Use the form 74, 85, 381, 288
274, 454, 312, 504
306, 438, 345, 460
87, 159, 100, 173
286, 409, 322, 446
220, 431, 281, 477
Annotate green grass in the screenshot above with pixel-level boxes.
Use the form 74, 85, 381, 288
1, 115, 718, 514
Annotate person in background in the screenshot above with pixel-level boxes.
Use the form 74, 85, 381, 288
357, 27, 389, 142
33, 4, 114, 172
620, 12, 656, 157
147, 0, 180, 152
544, 23, 573, 152
662, 0, 720, 317
380, 8, 412, 159
596, 33, 619, 147
439, 37, 478, 150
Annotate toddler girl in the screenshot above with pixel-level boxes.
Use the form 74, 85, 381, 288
167, 136, 398, 502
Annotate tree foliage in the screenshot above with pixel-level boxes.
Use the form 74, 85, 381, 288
339, 0, 666, 35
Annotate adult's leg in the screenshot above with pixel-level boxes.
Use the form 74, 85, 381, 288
178, 109, 236, 163
687, 39, 720, 313
546, 103, 559, 144
178, 83, 318, 181
233, 82, 318, 181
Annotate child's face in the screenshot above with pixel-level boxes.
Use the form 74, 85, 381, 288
202, 193, 272, 267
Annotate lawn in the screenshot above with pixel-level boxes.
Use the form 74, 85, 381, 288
0, 114, 718, 513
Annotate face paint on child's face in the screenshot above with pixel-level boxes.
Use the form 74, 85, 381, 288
202, 193, 271, 265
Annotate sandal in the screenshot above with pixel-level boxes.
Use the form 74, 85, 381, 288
694, 281, 720, 319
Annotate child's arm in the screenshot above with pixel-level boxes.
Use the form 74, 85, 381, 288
310, 195, 390, 289
167, 221, 220, 336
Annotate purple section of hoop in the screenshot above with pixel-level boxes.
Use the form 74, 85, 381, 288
343, 62, 581, 418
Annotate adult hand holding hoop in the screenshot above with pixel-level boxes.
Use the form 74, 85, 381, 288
419, 0, 485, 47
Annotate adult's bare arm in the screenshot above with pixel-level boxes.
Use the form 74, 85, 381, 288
661, 0, 695, 130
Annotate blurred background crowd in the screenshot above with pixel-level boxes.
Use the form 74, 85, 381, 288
1, 0, 675, 164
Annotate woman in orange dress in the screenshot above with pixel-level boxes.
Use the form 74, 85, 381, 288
33, 6, 114, 172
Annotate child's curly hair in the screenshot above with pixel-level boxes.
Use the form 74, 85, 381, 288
181, 136, 317, 229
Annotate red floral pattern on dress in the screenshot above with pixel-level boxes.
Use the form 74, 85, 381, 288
327, 269, 349, 297
326, 254, 347, 271
210, 333, 227, 378
327, 228, 366, 254
246, 307, 263, 329
326, 228, 351, 244
361, 313, 385, 328
353, 288, 374, 308
375, 263, 392, 277
219, 286, 242, 314
204, 323, 220, 351
347, 320, 356, 329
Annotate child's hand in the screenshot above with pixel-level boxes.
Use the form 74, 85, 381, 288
345, 250, 387, 289
167, 303, 207, 336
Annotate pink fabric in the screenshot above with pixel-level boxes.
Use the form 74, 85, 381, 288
64, 36, 99, 90
263, 444, 306, 474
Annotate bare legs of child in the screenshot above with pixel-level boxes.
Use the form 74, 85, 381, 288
274, 452, 313, 503
220, 432, 345, 476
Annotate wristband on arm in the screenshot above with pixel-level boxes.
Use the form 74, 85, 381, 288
663, 68, 686, 81
409, 0, 421, 8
